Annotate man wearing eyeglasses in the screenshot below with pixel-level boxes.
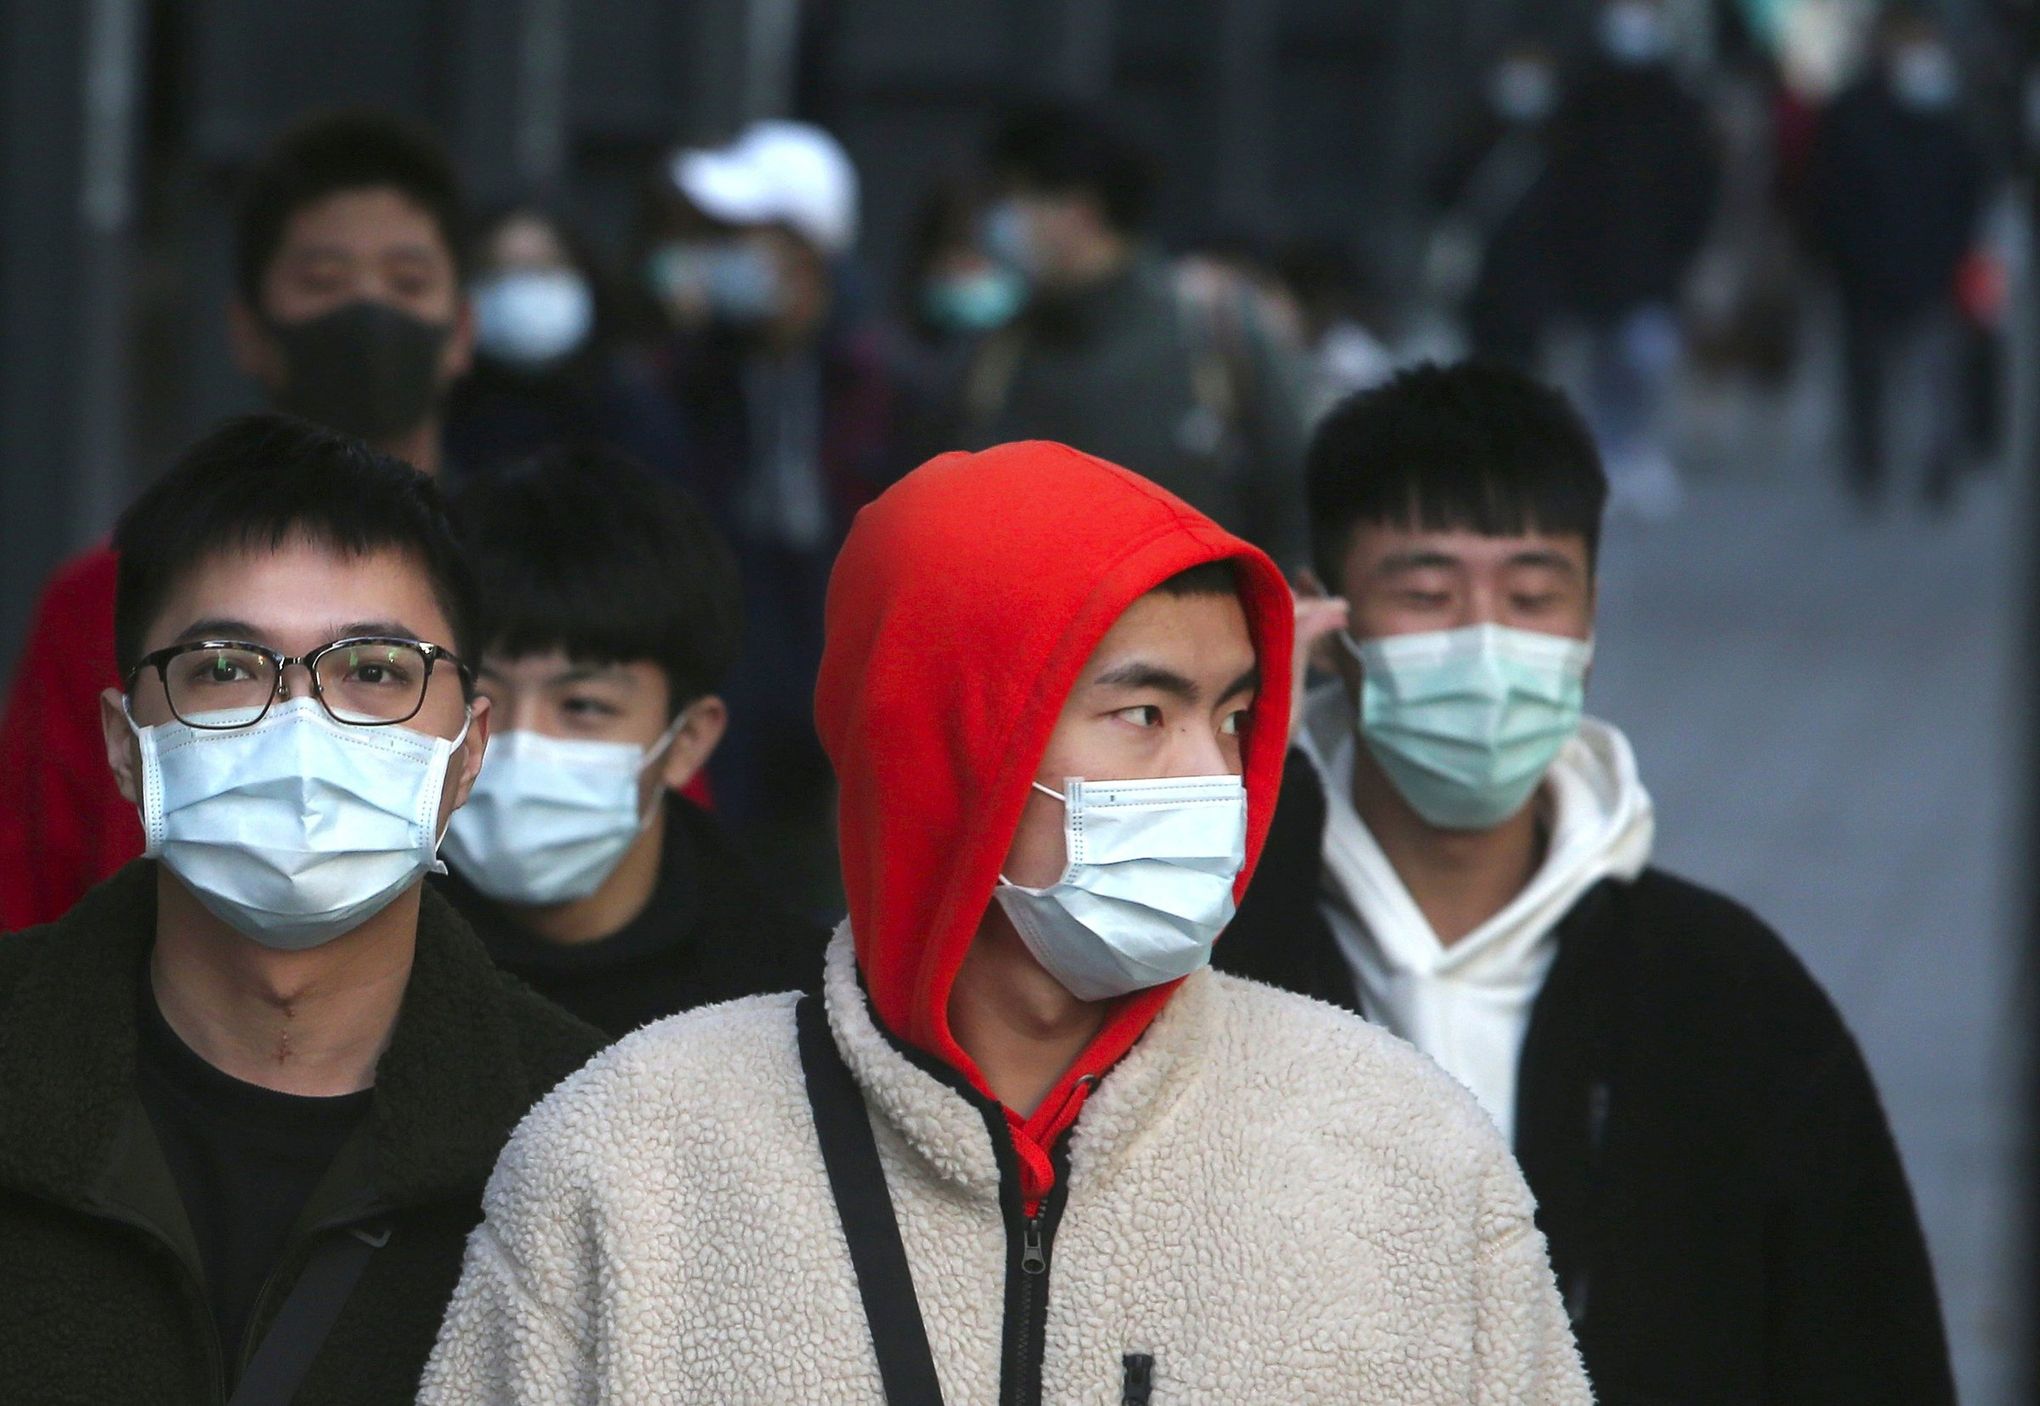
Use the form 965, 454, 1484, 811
0, 414, 601, 1404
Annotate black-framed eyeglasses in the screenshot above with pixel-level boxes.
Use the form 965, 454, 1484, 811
126, 636, 473, 731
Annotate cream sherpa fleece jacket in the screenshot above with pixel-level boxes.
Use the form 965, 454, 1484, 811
421, 930, 1591, 1404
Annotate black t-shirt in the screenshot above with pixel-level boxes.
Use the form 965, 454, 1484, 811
441, 798, 828, 1039
135, 987, 372, 1367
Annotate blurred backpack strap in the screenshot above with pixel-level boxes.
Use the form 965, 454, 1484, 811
797, 993, 946, 1406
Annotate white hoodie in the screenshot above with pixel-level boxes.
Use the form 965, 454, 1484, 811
1298, 682, 1655, 1142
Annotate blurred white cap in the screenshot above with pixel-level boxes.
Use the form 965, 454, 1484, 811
670, 120, 859, 256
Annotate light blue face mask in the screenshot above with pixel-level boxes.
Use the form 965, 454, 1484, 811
921, 267, 1026, 332
1346, 623, 1592, 831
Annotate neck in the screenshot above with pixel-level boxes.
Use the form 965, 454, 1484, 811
504, 805, 666, 946
373, 418, 442, 476
948, 913, 1108, 1116
150, 870, 418, 1096
1350, 745, 1545, 946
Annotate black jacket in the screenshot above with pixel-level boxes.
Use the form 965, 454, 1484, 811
0, 862, 603, 1404
439, 797, 829, 1039
1218, 756, 1955, 1406
1539, 61, 1719, 321
1808, 79, 1987, 318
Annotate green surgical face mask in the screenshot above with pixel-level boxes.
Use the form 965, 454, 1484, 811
1346, 623, 1592, 831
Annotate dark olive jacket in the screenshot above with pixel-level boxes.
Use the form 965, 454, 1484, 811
0, 862, 602, 1404
1218, 754, 1956, 1406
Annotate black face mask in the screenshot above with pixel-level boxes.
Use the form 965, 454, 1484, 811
265, 301, 452, 443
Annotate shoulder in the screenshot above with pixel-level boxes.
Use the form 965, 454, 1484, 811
487, 992, 805, 1200
1204, 972, 1504, 1162
1575, 868, 1861, 1070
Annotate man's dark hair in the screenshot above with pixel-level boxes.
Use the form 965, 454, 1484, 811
449, 446, 742, 713
1152, 559, 1242, 598
1307, 361, 1606, 586
235, 109, 467, 306
113, 414, 483, 677
987, 104, 1155, 234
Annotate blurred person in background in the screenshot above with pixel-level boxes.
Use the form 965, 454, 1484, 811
953, 104, 1311, 566
437, 446, 826, 1039
1540, 0, 1720, 520
1428, 39, 1564, 368
1218, 362, 1954, 1405
442, 206, 687, 482
0, 415, 598, 1403
888, 174, 1024, 466
1271, 237, 1397, 423
0, 110, 474, 933
1807, 7, 1988, 511
634, 119, 898, 903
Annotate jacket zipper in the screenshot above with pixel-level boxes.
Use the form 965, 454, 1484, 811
1000, 1146, 1071, 1406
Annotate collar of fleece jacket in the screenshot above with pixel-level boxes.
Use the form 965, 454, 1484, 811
814, 440, 1294, 1202
0, 861, 600, 1211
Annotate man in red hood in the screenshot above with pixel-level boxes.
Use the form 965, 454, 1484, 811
423, 441, 1590, 1404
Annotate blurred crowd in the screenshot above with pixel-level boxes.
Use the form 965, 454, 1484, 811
0, 0, 2015, 926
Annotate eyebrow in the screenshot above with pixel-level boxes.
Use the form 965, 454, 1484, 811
1375, 550, 1465, 577
1092, 661, 1199, 701
166, 619, 422, 649
1504, 549, 1582, 577
1217, 665, 1261, 703
1090, 661, 1261, 705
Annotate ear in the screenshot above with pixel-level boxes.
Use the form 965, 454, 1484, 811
659, 695, 728, 793
227, 297, 280, 385
99, 687, 143, 809
442, 694, 492, 815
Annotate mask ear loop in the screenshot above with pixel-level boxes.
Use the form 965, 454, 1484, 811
631, 704, 699, 836
999, 780, 1075, 888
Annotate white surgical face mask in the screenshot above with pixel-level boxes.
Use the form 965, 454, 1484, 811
1347, 623, 1592, 831
472, 269, 594, 368
993, 774, 1247, 1003
130, 695, 470, 950
440, 714, 687, 906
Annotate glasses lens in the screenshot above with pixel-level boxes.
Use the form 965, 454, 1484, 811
165, 646, 277, 729
316, 641, 430, 724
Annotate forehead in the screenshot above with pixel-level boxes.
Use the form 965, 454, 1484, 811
487, 215, 570, 269
1082, 589, 1255, 674
1339, 523, 1590, 577
146, 538, 452, 652
274, 187, 451, 264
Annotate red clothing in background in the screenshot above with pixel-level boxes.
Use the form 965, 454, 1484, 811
0, 546, 137, 931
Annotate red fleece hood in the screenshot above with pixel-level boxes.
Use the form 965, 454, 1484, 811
815, 441, 1294, 1199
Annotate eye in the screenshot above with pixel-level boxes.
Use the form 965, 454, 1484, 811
561, 695, 623, 720
1397, 589, 1451, 609
1512, 593, 1561, 613
183, 651, 258, 686
338, 646, 416, 689
1219, 708, 1251, 737
1114, 704, 1163, 728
